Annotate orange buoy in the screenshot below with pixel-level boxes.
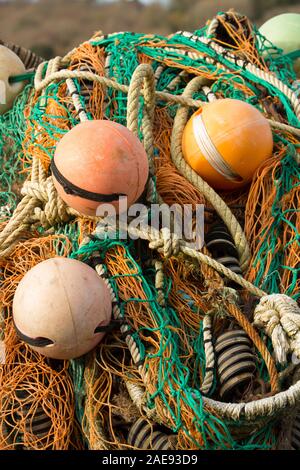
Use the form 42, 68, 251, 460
13, 257, 112, 359
182, 99, 273, 190
51, 120, 149, 215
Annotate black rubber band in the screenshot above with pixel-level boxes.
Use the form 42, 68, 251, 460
94, 320, 122, 334
14, 322, 54, 348
50, 158, 127, 202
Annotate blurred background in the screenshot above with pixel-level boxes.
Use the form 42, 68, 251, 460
0, 0, 299, 58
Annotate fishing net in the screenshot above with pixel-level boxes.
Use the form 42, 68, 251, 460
0, 10, 300, 450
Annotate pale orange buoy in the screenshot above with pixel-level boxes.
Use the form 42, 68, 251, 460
182, 99, 273, 190
0, 45, 26, 114
51, 120, 149, 216
12, 257, 112, 359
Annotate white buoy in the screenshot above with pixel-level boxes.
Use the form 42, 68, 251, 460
0, 45, 26, 114
13, 257, 112, 359
259, 13, 300, 76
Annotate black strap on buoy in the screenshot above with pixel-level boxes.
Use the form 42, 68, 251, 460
13, 321, 54, 348
50, 158, 127, 203
94, 319, 123, 334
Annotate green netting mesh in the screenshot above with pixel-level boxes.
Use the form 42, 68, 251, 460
0, 84, 33, 220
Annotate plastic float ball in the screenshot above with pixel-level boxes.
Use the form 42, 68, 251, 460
0, 45, 26, 114
182, 99, 273, 190
12, 257, 112, 359
259, 13, 300, 76
51, 120, 149, 216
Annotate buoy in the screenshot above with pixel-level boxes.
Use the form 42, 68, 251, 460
182, 99, 273, 190
0, 45, 26, 114
215, 329, 256, 399
259, 13, 300, 76
51, 120, 149, 216
205, 221, 242, 287
13, 257, 112, 359
128, 418, 176, 450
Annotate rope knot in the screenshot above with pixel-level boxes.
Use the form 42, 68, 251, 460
148, 227, 181, 258
23, 178, 69, 228
21, 181, 48, 202
43, 177, 69, 227
254, 294, 300, 365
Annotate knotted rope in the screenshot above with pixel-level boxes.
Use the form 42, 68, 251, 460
254, 294, 300, 366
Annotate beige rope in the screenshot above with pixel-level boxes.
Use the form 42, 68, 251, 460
200, 315, 215, 396
254, 294, 300, 366
34, 65, 202, 109
33, 62, 300, 138
154, 260, 165, 307
127, 64, 155, 174
117, 223, 265, 297
125, 381, 158, 420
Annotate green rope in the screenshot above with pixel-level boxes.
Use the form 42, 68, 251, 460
9, 71, 36, 84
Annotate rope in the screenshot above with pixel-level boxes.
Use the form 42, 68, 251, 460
254, 294, 300, 366
96, 222, 265, 297
227, 303, 279, 394
33, 64, 300, 139
200, 315, 214, 396
178, 31, 300, 121
127, 64, 155, 174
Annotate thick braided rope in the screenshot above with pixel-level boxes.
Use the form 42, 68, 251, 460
34, 64, 202, 108
153, 260, 165, 307
170, 76, 251, 272
203, 379, 300, 422
200, 315, 215, 396
125, 381, 159, 421
254, 295, 300, 366
127, 64, 156, 175
33, 63, 300, 137
122, 224, 264, 297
